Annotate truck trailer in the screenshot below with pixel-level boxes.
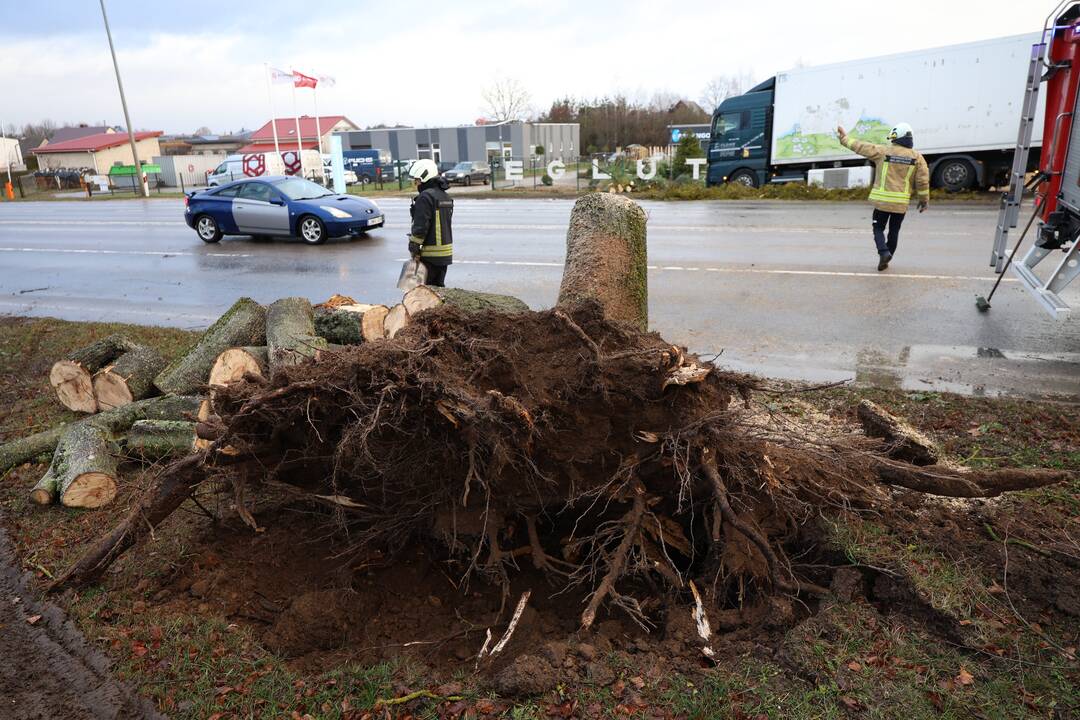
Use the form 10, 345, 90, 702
707, 33, 1047, 191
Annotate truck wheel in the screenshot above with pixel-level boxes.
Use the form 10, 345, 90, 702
935, 158, 975, 192
730, 169, 759, 188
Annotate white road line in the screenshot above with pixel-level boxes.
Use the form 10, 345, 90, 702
0, 220, 184, 226
0, 247, 251, 258
407, 258, 1015, 282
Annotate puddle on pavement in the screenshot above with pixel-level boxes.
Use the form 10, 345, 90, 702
710, 344, 1080, 402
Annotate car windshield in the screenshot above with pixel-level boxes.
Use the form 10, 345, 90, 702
451, 162, 471, 171
274, 177, 334, 200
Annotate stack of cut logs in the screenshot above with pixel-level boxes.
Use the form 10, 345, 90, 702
16, 286, 529, 511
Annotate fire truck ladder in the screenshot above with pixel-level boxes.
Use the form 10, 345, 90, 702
990, 41, 1047, 272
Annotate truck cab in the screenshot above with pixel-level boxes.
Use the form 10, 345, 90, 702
706, 78, 774, 187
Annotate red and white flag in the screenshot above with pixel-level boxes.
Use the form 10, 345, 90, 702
292, 71, 317, 89
268, 67, 294, 84
315, 74, 336, 88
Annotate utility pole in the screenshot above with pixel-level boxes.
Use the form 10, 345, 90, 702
99, 0, 148, 197
0, 119, 13, 200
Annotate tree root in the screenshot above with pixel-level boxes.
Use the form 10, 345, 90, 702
700, 454, 828, 597
875, 460, 1071, 498
580, 489, 647, 630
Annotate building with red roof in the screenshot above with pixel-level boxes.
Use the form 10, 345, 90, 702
32, 131, 163, 173
240, 116, 357, 154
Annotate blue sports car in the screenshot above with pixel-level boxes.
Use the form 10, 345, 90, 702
184, 176, 384, 245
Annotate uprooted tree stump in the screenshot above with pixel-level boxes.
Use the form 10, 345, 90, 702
49, 334, 135, 413
51, 301, 1072, 630
558, 193, 648, 330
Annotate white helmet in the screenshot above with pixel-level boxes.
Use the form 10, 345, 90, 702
887, 122, 914, 141
408, 158, 440, 183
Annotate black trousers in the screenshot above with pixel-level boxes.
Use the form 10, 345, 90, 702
871, 209, 905, 256
421, 262, 448, 287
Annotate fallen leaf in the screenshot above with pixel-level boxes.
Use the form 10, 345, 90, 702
847, 661, 862, 672
839, 696, 861, 709
956, 667, 974, 686
25, 614, 41, 625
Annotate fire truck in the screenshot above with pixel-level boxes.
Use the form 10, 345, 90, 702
991, 1, 1080, 317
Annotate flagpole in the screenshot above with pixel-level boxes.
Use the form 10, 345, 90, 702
264, 64, 281, 157
291, 81, 304, 178
313, 86, 323, 159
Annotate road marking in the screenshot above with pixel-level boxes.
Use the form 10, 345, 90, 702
0, 247, 251, 258
0, 220, 183, 226
406, 258, 1015, 282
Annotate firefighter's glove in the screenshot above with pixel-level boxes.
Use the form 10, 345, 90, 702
917, 200, 928, 213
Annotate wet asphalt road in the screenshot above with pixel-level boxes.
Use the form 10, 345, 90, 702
1, 197, 1078, 400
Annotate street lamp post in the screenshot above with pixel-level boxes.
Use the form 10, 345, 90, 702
98, 0, 148, 198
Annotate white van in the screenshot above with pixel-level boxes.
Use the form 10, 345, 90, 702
206, 150, 324, 186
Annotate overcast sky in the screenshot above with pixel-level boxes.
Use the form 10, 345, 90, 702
3, 0, 1053, 134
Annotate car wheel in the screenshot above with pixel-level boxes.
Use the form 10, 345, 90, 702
465, 175, 472, 186
729, 169, 759, 188
195, 215, 222, 243
299, 215, 327, 245
934, 158, 975, 192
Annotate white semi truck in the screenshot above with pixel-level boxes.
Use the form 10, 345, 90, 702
707, 33, 1046, 191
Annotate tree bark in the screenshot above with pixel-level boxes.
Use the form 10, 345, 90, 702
267, 297, 328, 376
403, 286, 529, 315
557, 193, 648, 330
42, 423, 120, 508
92, 345, 166, 411
384, 304, 410, 339
154, 298, 266, 395
125, 420, 196, 461
0, 395, 202, 475
49, 453, 205, 591
49, 334, 135, 413
857, 400, 938, 466
208, 347, 268, 390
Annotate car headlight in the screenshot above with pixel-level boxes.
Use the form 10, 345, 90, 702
321, 206, 352, 219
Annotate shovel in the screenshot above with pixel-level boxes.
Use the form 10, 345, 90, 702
397, 256, 428, 291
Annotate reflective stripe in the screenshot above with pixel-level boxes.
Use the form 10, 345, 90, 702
869, 188, 910, 202
422, 244, 452, 257
878, 161, 890, 192
410, 235, 425, 244
903, 165, 914, 196
434, 207, 443, 246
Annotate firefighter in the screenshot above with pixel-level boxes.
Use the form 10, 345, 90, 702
837, 122, 930, 271
407, 159, 453, 287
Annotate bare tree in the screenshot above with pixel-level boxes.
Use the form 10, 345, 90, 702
700, 72, 757, 112
481, 77, 532, 122
193, 126, 213, 136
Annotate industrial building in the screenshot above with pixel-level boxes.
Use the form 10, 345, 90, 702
336, 121, 580, 166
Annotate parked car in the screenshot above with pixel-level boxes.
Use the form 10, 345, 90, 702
443, 161, 491, 186
322, 161, 359, 185
184, 176, 383, 245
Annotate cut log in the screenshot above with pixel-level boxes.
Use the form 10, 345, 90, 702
45, 423, 119, 508
314, 307, 370, 345
208, 347, 268, 390
154, 298, 266, 395
1, 395, 202, 475
857, 400, 938, 466
403, 286, 529, 316
557, 193, 648, 330
92, 344, 166, 411
49, 334, 135, 413
267, 297, 328, 375
125, 420, 196, 460
384, 304, 410, 339
359, 305, 389, 342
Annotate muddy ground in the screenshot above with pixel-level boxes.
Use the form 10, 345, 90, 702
1, 316, 1078, 719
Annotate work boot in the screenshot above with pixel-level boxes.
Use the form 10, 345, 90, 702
877, 252, 892, 271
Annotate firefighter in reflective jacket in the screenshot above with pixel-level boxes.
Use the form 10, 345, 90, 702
407, 159, 453, 287
837, 122, 930, 271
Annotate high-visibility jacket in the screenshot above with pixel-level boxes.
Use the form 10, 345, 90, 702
841, 136, 930, 214
409, 179, 454, 266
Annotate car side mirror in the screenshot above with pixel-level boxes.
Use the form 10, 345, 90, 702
270, 197, 285, 206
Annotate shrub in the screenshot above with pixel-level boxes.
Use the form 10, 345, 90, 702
541, 173, 553, 186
